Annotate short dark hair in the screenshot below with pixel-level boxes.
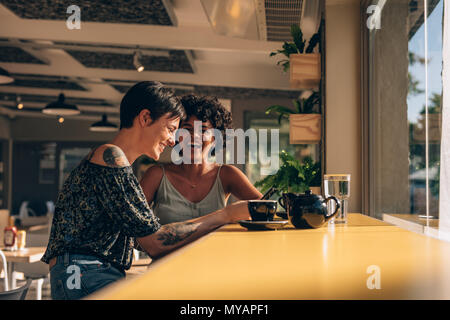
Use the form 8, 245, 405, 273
119, 81, 186, 129
180, 94, 233, 150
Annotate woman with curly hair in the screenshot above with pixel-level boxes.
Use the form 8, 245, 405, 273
140, 94, 262, 224
41, 83, 251, 299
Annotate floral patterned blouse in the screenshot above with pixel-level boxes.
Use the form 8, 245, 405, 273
41, 154, 161, 271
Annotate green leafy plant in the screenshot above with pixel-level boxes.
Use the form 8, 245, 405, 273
265, 92, 320, 124
254, 150, 321, 195
270, 24, 321, 72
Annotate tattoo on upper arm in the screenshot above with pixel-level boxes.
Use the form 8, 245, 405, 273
156, 222, 201, 246
103, 146, 130, 167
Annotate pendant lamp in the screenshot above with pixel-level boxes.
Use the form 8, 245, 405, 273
42, 93, 80, 116
89, 114, 118, 132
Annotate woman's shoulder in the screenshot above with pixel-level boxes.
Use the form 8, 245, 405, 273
89, 144, 130, 168
142, 164, 164, 181
218, 164, 262, 199
219, 164, 243, 176
140, 165, 165, 201
219, 164, 243, 184
162, 163, 178, 173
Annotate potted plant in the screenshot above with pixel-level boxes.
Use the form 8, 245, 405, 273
254, 150, 321, 199
270, 24, 321, 89
265, 91, 321, 144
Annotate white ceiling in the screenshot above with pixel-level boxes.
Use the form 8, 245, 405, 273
0, 0, 299, 122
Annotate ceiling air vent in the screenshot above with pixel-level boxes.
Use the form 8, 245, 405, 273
264, 0, 303, 42
263, 0, 322, 42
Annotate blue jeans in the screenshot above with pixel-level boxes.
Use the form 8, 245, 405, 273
50, 253, 125, 300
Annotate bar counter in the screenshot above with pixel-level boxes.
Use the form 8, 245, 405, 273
92, 214, 450, 299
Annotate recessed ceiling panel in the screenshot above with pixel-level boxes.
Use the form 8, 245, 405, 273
0, 93, 112, 106
108, 81, 300, 99
67, 50, 194, 73
7, 74, 87, 91
0, 46, 47, 64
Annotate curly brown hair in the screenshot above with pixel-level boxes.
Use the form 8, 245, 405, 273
180, 94, 233, 149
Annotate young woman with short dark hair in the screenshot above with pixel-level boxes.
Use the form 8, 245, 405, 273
41, 82, 250, 300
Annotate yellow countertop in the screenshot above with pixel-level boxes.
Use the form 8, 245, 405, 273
92, 214, 450, 300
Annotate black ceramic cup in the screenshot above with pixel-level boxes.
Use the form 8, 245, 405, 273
248, 200, 278, 221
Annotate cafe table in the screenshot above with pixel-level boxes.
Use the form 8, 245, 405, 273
91, 213, 450, 300
0, 246, 46, 289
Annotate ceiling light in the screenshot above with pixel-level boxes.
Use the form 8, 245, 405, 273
201, 0, 256, 39
133, 51, 145, 72
300, 0, 323, 41
0, 67, 14, 84
16, 96, 23, 109
42, 93, 80, 116
90, 114, 118, 132
58, 116, 65, 123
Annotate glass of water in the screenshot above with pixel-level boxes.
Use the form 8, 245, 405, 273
324, 174, 351, 224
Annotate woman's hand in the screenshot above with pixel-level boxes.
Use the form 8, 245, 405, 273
222, 200, 250, 223
137, 201, 249, 259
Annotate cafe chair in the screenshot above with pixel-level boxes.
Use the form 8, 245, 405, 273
0, 279, 31, 300
0, 249, 8, 291
18, 200, 54, 225
12, 213, 52, 300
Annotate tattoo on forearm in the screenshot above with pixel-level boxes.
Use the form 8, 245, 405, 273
157, 222, 201, 246
103, 146, 130, 167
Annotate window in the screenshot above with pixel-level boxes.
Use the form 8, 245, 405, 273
363, 0, 443, 219
243, 111, 320, 188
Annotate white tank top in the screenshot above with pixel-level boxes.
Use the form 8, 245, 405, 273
152, 165, 227, 224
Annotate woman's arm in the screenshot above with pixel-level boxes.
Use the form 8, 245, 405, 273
137, 200, 250, 259
140, 165, 164, 204
220, 165, 262, 200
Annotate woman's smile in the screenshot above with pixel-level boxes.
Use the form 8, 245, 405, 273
159, 143, 166, 153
